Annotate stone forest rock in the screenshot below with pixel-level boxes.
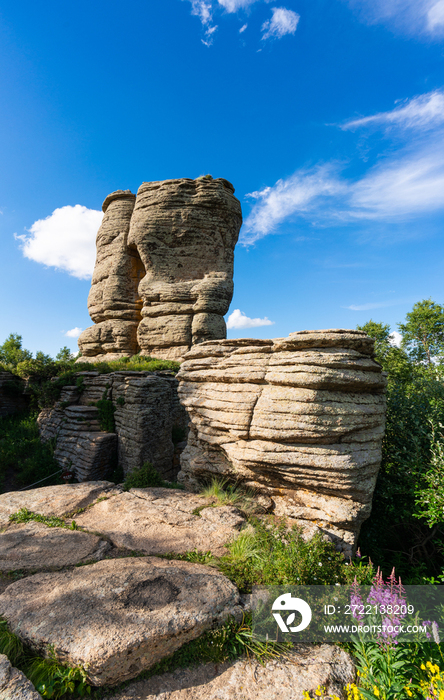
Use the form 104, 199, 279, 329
177, 329, 387, 555
37, 371, 188, 481
103, 644, 355, 700
0, 557, 241, 686
78, 177, 242, 362
0, 654, 43, 700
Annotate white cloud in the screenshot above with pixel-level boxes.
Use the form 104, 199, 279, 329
217, 0, 258, 11
227, 309, 275, 328
242, 165, 345, 243
15, 205, 102, 279
239, 22, 248, 32
428, 0, 444, 30
65, 327, 83, 338
243, 89, 444, 241
350, 146, 444, 219
189, 0, 218, 44
261, 7, 299, 40
343, 90, 444, 132
346, 0, 444, 36
389, 331, 403, 347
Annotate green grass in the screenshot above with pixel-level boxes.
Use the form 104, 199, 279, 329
199, 477, 262, 516
122, 462, 184, 491
0, 618, 90, 698
0, 411, 63, 493
8, 507, 78, 530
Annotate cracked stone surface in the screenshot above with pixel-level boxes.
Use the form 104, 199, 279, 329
0, 557, 241, 686
101, 644, 355, 700
0, 482, 121, 529
78, 177, 242, 362
0, 654, 42, 700
177, 329, 387, 555
73, 487, 246, 556
0, 521, 110, 573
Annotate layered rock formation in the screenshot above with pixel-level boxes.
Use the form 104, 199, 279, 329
177, 329, 387, 554
78, 177, 242, 362
38, 371, 188, 481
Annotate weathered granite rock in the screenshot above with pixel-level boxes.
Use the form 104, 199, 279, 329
177, 330, 387, 554
103, 645, 355, 700
0, 481, 119, 529
38, 371, 188, 480
0, 654, 42, 700
0, 521, 109, 572
78, 177, 242, 362
0, 557, 241, 686
0, 372, 28, 417
72, 487, 246, 556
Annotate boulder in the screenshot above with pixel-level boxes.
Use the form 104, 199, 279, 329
78, 177, 242, 362
102, 644, 355, 699
177, 330, 387, 555
0, 481, 119, 529
72, 487, 246, 556
0, 557, 241, 686
0, 521, 109, 573
0, 654, 42, 700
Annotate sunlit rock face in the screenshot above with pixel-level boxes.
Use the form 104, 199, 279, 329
78, 177, 242, 362
176, 329, 387, 555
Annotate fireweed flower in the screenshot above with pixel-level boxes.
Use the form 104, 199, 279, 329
350, 576, 364, 622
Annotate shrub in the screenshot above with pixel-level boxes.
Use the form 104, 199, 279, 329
122, 462, 182, 490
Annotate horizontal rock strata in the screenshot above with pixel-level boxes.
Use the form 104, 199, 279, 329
0, 557, 241, 686
38, 370, 188, 481
177, 329, 387, 554
78, 177, 242, 362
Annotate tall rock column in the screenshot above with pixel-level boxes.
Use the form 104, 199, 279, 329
128, 177, 242, 360
78, 190, 141, 360
78, 177, 242, 362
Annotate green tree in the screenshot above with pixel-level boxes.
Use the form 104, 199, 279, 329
357, 320, 412, 380
55, 346, 73, 362
0, 333, 32, 367
398, 299, 444, 365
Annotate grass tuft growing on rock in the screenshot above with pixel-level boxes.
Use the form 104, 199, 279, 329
122, 462, 183, 491
0, 617, 90, 698
199, 477, 261, 516
9, 507, 78, 530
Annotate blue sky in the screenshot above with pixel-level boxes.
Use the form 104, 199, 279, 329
1, 0, 444, 356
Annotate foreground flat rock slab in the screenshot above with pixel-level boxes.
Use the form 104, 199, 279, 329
73, 488, 246, 556
0, 521, 109, 573
177, 330, 387, 555
104, 645, 355, 700
0, 482, 120, 529
0, 557, 240, 687
0, 654, 42, 700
